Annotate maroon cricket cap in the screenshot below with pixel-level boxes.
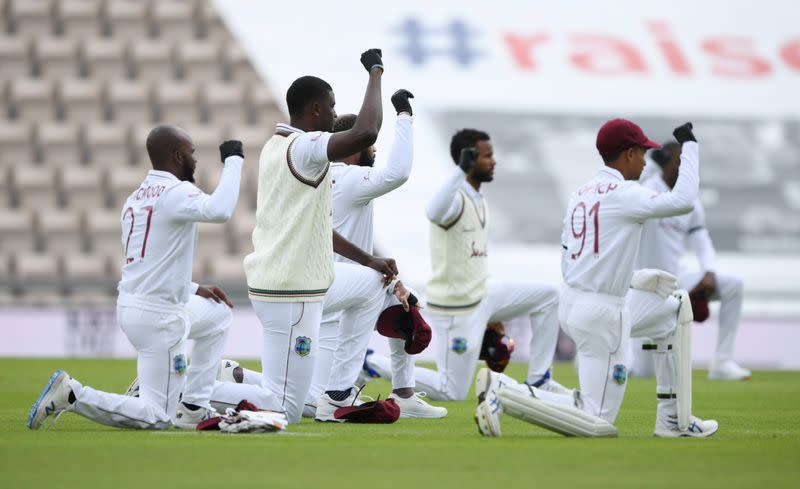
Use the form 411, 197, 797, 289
376, 305, 432, 355
596, 118, 661, 158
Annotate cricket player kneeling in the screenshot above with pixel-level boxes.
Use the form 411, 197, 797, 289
474, 269, 718, 438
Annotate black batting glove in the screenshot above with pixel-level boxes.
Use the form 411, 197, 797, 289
360, 48, 384, 73
391, 89, 414, 116
673, 122, 696, 144
219, 140, 244, 163
459, 147, 478, 174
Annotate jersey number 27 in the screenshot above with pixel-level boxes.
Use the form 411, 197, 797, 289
122, 206, 154, 264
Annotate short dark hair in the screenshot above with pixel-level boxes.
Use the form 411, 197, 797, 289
650, 141, 680, 167
602, 151, 622, 164
333, 114, 357, 133
450, 128, 490, 164
286, 76, 332, 117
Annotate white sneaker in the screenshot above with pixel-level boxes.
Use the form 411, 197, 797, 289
302, 402, 317, 419
654, 414, 719, 438
218, 359, 242, 383
708, 360, 752, 381
388, 392, 447, 419
474, 367, 502, 437
28, 370, 74, 430
315, 388, 364, 423
174, 402, 218, 429
123, 377, 139, 397
534, 378, 573, 396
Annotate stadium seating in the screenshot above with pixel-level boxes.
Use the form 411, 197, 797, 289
0, 0, 285, 304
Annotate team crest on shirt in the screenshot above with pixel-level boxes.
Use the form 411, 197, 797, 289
173, 354, 187, 375
295, 336, 312, 357
612, 364, 627, 385
452, 337, 468, 354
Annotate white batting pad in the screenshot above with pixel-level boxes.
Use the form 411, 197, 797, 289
674, 290, 693, 431
497, 388, 617, 438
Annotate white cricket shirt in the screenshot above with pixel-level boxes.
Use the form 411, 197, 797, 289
331, 114, 413, 260
560, 142, 700, 297
636, 175, 717, 275
117, 157, 243, 313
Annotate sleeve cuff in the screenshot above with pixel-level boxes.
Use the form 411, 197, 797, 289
223, 155, 244, 166
189, 282, 200, 295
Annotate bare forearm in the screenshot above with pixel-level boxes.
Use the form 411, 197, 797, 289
332, 230, 372, 265
352, 69, 383, 141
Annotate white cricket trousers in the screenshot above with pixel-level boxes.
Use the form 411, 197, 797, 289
308, 282, 414, 408
631, 271, 743, 375
414, 280, 560, 401
71, 305, 190, 429
559, 285, 631, 424
72, 296, 273, 429
184, 296, 281, 413
306, 262, 387, 405
252, 300, 323, 424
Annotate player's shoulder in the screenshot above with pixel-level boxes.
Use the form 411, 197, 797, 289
331, 162, 369, 181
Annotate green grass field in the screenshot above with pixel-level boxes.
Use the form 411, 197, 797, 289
1, 359, 798, 489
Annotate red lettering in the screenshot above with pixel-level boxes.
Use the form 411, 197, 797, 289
569, 35, 647, 74
647, 22, 691, 75
504, 33, 549, 70
701, 37, 771, 77
781, 39, 800, 71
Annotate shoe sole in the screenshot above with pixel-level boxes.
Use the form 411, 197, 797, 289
28, 370, 66, 430
654, 424, 719, 438
474, 402, 501, 437
399, 409, 448, 419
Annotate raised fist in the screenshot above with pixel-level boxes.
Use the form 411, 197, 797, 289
360, 48, 384, 73
391, 89, 414, 116
672, 122, 696, 144
219, 140, 244, 163
459, 147, 478, 174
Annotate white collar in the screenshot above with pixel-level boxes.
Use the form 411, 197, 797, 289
598, 166, 624, 181
147, 169, 179, 181
460, 180, 482, 199
276, 123, 305, 134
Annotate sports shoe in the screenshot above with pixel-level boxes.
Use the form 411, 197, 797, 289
388, 392, 447, 419
302, 402, 317, 419
708, 360, 752, 381
315, 387, 365, 423
174, 402, 218, 429
654, 414, 719, 438
28, 370, 74, 430
123, 377, 139, 397
218, 359, 243, 383
536, 378, 573, 396
355, 349, 381, 389
474, 367, 502, 437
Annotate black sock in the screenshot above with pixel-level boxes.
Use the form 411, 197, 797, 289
326, 389, 352, 402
